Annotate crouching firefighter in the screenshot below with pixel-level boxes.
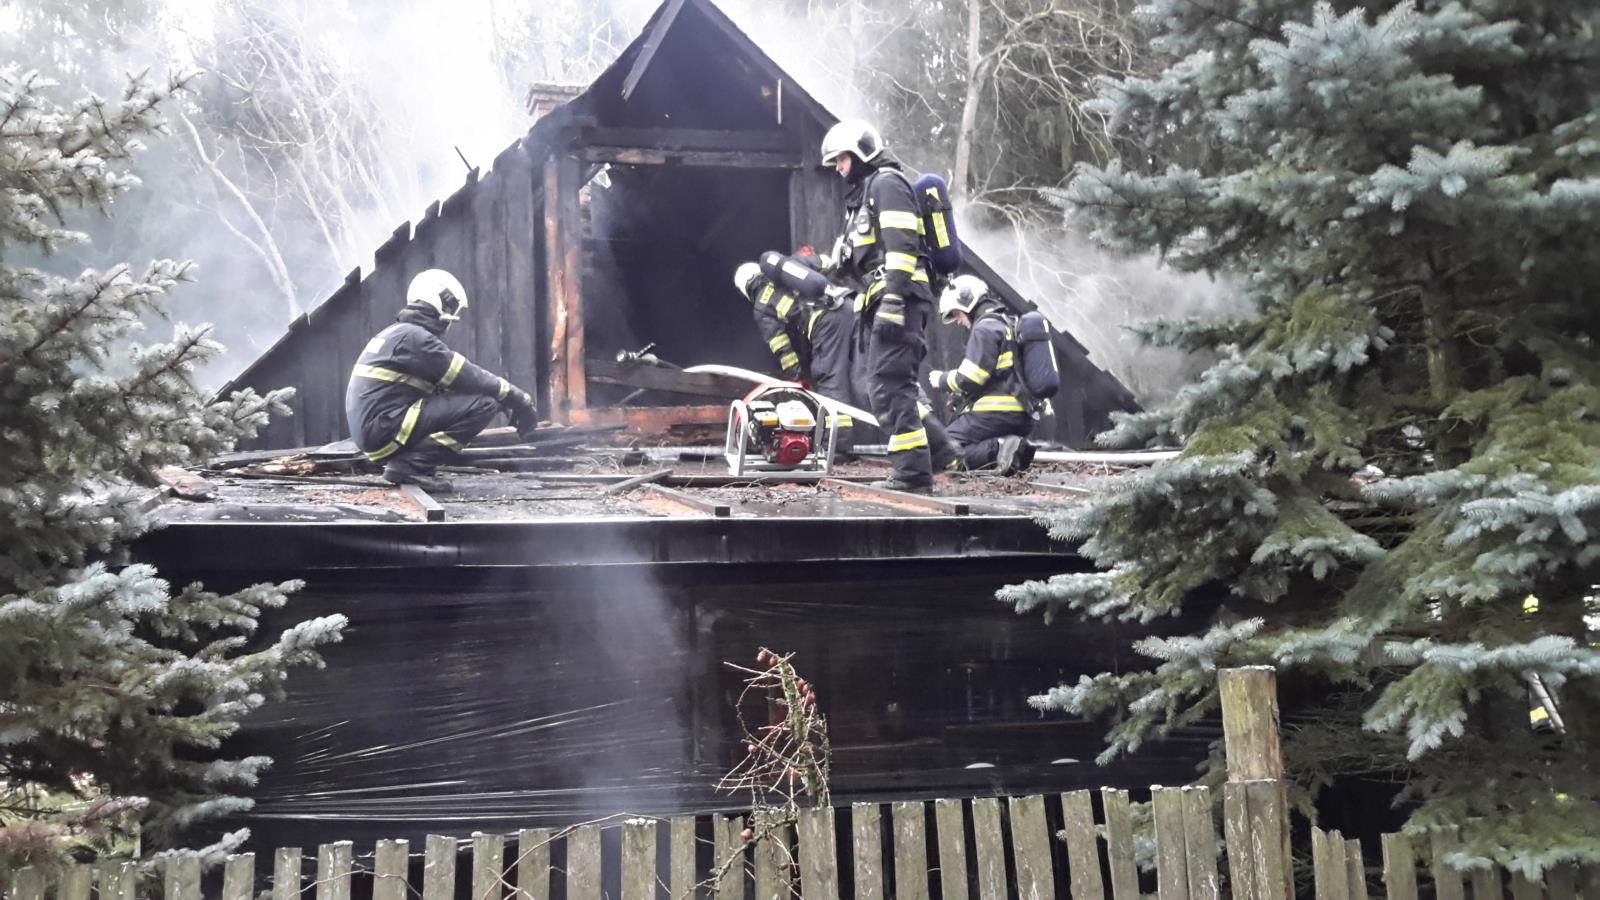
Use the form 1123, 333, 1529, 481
820, 119, 954, 493
345, 269, 539, 493
928, 275, 1036, 474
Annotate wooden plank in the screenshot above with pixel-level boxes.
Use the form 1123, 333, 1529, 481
604, 467, 674, 495
1102, 789, 1141, 900
579, 147, 804, 169
1009, 795, 1057, 900
59, 864, 92, 900
619, 0, 689, 100
1470, 867, 1501, 900
1152, 788, 1190, 900
275, 847, 303, 900
424, 835, 457, 900
587, 358, 753, 399
1325, 831, 1350, 900
374, 840, 410, 900
581, 127, 794, 154
1347, 839, 1369, 900
670, 817, 698, 900
1242, 781, 1291, 900
1381, 834, 1418, 900
470, 170, 504, 380
1218, 667, 1289, 900
568, 825, 603, 900
634, 483, 732, 517
12, 867, 45, 900
797, 807, 841, 900
1510, 871, 1541, 900
1223, 784, 1259, 900
934, 799, 969, 900
623, 820, 658, 900
96, 863, 136, 900
500, 152, 539, 405
544, 153, 585, 419
317, 842, 353, 900
565, 404, 729, 432
893, 801, 930, 900
853, 803, 885, 900
754, 823, 791, 900
401, 483, 446, 521
1182, 788, 1219, 900
821, 478, 969, 516
165, 858, 200, 900
970, 798, 1006, 900
714, 815, 747, 900
516, 829, 552, 900
1432, 832, 1466, 900
475, 832, 506, 900
1060, 791, 1106, 900
1546, 865, 1576, 900
1576, 865, 1599, 900
222, 855, 254, 900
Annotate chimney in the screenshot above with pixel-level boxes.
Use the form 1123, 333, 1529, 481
526, 82, 584, 121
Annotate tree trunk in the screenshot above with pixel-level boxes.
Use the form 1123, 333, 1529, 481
952, 0, 983, 204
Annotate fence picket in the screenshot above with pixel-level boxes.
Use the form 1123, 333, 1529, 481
1009, 795, 1057, 900
424, 835, 457, 900
797, 807, 840, 900
221, 855, 253, 900
59, 864, 92, 900
374, 840, 410, 900
1547, 864, 1577, 900
164, 858, 199, 900
96, 862, 136, 900
316, 842, 353, 900
1470, 867, 1501, 900
934, 799, 969, 900
474, 833, 506, 900
1510, 871, 1542, 900
971, 798, 1007, 900
1101, 788, 1140, 900
1380, 834, 1418, 900
1182, 787, 1219, 900
274, 848, 303, 900
714, 815, 747, 900
623, 820, 658, 900
669, 817, 697, 900
1061, 791, 1106, 900
1346, 839, 1369, 900
11, 867, 45, 900
893, 801, 930, 900
1224, 784, 1260, 900
568, 826, 602, 900
753, 823, 790, 900
515, 829, 552, 900
852, 803, 884, 900
1152, 787, 1190, 900
1432, 831, 1466, 900
1578, 865, 1600, 900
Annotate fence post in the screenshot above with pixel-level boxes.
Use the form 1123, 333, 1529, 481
1219, 666, 1293, 900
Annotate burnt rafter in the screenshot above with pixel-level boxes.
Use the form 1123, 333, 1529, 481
575, 126, 802, 168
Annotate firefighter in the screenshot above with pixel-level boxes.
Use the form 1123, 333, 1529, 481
345, 269, 539, 493
733, 249, 860, 452
928, 275, 1035, 474
820, 119, 953, 493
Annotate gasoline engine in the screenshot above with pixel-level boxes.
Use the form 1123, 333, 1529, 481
723, 383, 838, 475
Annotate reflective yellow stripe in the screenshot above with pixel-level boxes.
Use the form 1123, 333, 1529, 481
972, 395, 1026, 413
757, 284, 775, 306
364, 336, 386, 354
775, 294, 796, 318
808, 309, 825, 339
430, 432, 460, 449
916, 401, 932, 419
996, 351, 1015, 370
1523, 595, 1540, 614
888, 428, 929, 451
878, 210, 921, 231
957, 359, 990, 385
877, 310, 904, 324
945, 370, 961, 392
930, 211, 950, 249
497, 378, 511, 400
440, 352, 466, 387
779, 352, 800, 370
353, 364, 434, 393
365, 398, 425, 461
854, 232, 877, 246
885, 251, 918, 273
768, 334, 792, 351
1531, 706, 1550, 723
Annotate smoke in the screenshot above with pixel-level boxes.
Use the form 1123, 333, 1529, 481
958, 215, 1250, 407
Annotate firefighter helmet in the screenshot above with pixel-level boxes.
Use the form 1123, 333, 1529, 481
820, 120, 883, 166
733, 262, 763, 300
939, 274, 990, 324
407, 269, 469, 322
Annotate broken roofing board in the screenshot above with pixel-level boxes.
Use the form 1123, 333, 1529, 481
216, 0, 1138, 454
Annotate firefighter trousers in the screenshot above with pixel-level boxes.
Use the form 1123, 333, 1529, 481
862, 298, 952, 486
946, 410, 1033, 469
380, 392, 502, 477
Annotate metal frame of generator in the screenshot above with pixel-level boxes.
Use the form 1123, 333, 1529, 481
722, 384, 838, 475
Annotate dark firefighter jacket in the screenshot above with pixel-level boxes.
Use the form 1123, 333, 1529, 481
940, 307, 1027, 416
345, 314, 512, 460
748, 276, 808, 380
833, 154, 932, 312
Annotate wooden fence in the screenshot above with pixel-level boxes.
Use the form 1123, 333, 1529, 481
4, 669, 1597, 900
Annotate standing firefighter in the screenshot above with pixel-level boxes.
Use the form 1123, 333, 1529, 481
821, 120, 952, 493
929, 275, 1036, 474
345, 269, 539, 493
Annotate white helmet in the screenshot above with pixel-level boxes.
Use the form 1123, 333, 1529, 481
407, 269, 469, 322
939, 274, 990, 324
733, 262, 763, 300
820, 119, 883, 166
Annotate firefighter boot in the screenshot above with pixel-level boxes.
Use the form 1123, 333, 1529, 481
995, 435, 1035, 475
871, 477, 933, 496
383, 459, 456, 495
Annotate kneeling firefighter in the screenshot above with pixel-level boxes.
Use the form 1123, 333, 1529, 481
345, 269, 539, 493
820, 119, 954, 493
928, 275, 1035, 474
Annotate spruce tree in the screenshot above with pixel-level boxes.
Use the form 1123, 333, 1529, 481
1005, 0, 1600, 873
0, 68, 346, 866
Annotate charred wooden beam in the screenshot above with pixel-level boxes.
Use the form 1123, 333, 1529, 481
820, 478, 971, 516
587, 359, 753, 399
578, 126, 793, 154
566, 404, 729, 432
619, 0, 689, 101
579, 146, 804, 169
632, 483, 732, 518
399, 484, 446, 522
544, 153, 586, 420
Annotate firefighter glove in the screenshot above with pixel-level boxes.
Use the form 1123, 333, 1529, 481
873, 296, 907, 342
927, 369, 944, 390
506, 387, 539, 440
